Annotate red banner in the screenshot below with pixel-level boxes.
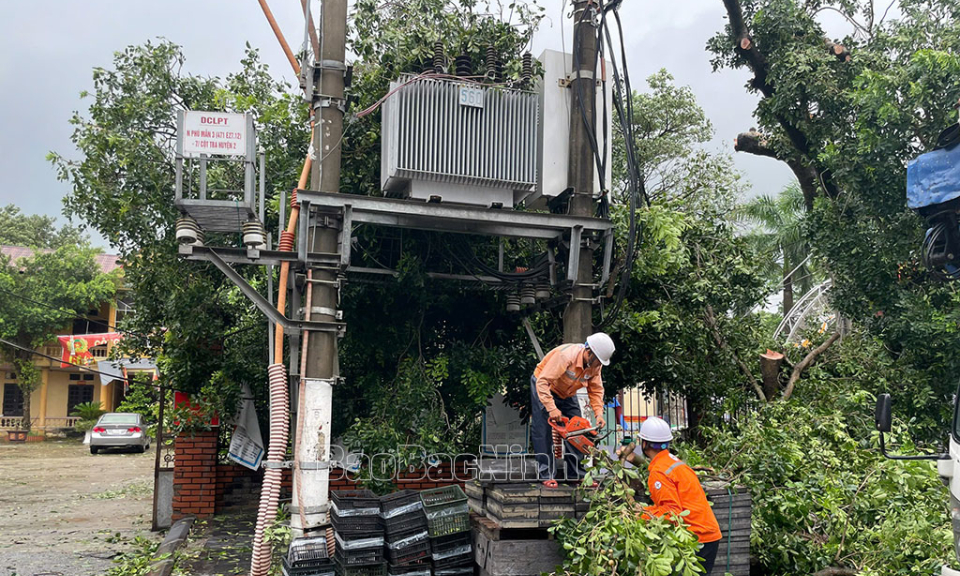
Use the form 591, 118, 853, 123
58, 333, 122, 368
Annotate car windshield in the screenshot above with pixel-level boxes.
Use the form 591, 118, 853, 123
99, 414, 139, 425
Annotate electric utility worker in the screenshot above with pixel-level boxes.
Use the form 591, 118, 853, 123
530, 332, 615, 488
616, 417, 723, 572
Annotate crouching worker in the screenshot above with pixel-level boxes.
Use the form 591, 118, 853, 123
530, 332, 615, 488
616, 417, 722, 572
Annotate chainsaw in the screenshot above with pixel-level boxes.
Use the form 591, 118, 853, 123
548, 416, 601, 455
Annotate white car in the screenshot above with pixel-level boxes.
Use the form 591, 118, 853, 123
90, 413, 150, 454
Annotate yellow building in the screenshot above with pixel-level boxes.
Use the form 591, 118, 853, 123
0, 246, 138, 432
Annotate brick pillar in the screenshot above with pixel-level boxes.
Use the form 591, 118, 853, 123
172, 428, 218, 520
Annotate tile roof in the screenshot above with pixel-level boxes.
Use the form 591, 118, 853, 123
0, 245, 121, 274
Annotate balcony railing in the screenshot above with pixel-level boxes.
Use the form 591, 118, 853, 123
0, 416, 81, 430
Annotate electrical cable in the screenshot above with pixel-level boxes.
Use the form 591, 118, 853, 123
571, 2, 606, 192
595, 0, 649, 328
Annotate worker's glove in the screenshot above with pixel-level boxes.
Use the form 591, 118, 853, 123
549, 409, 563, 423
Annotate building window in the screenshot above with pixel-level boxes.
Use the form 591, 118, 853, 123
67, 385, 94, 414
72, 317, 109, 335
3, 383, 24, 416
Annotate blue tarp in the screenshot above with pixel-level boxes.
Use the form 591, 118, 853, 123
907, 144, 960, 211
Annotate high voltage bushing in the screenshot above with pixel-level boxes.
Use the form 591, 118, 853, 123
434, 41, 445, 73
535, 280, 551, 300
175, 216, 203, 246
455, 53, 472, 77
485, 45, 500, 81
290, 188, 298, 209
242, 219, 267, 248
521, 52, 533, 88
520, 283, 536, 306
506, 290, 521, 313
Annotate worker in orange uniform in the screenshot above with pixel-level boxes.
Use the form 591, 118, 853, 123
617, 417, 723, 572
530, 332, 615, 488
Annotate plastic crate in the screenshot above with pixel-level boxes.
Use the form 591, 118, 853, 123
380, 490, 423, 518
383, 510, 427, 537
385, 539, 431, 566
289, 536, 331, 563
430, 533, 469, 556
420, 486, 467, 510
282, 557, 335, 576
432, 552, 473, 571
425, 509, 470, 538
333, 490, 382, 513
335, 546, 385, 567
332, 513, 383, 534
387, 563, 431, 576
334, 563, 387, 576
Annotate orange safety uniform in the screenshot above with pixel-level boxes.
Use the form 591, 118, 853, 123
533, 343, 604, 418
645, 450, 722, 544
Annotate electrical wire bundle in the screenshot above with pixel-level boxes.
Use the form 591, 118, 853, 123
570, 0, 649, 328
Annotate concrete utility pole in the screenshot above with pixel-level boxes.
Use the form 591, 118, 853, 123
564, 0, 599, 344
292, 0, 347, 536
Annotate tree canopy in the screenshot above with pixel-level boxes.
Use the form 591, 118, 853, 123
0, 204, 86, 249
0, 245, 117, 428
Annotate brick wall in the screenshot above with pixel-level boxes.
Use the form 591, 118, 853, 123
172, 430, 218, 520
215, 463, 261, 512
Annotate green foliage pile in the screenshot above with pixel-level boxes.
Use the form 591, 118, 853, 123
550, 458, 705, 576
684, 334, 955, 576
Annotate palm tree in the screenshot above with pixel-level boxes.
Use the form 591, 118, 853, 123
737, 183, 813, 315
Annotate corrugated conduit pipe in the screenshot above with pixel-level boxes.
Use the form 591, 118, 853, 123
250, 125, 313, 576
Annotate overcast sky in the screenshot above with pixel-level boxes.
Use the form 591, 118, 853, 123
0, 0, 798, 250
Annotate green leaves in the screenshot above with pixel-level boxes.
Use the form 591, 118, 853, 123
550, 458, 704, 576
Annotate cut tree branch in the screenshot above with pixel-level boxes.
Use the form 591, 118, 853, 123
704, 304, 767, 402
720, 0, 842, 204
782, 331, 842, 401
735, 130, 823, 209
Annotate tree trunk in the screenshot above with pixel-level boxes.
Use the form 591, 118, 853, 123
760, 349, 784, 402
783, 263, 794, 316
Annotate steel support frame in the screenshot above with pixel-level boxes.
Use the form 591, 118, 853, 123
295, 189, 612, 282
195, 248, 345, 336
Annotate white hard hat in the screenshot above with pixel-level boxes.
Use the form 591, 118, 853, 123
638, 417, 674, 443
586, 332, 615, 366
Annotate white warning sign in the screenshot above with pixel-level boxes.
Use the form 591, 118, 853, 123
181, 111, 248, 157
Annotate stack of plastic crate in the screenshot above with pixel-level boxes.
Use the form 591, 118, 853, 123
283, 535, 335, 576
420, 486, 472, 576
331, 490, 386, 576
381, 490, 431, 576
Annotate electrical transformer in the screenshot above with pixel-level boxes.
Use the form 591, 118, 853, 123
381, 74, 540, 208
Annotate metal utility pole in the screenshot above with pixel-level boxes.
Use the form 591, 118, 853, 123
564, 0, 599, 344
292, 0, 347, 536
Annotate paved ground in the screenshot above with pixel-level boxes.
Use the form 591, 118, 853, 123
0, 439, 159, 576
178, 506, 255, 576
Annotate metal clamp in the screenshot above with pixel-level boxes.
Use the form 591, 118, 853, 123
319, 59, 346, 72
297, 461, 332, 470
262, 461, 292, 469
313, 96, 347, 114
311, 306, 343, 320
288, 503, 330, 515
